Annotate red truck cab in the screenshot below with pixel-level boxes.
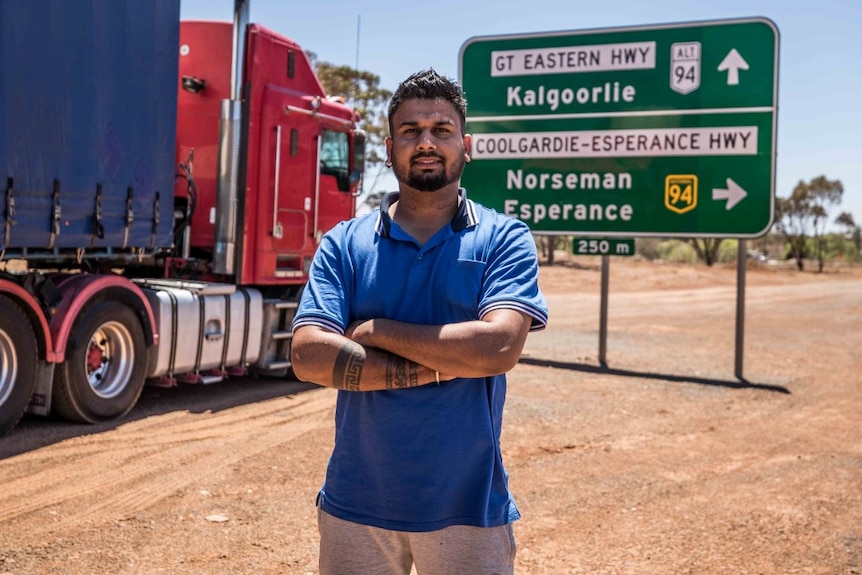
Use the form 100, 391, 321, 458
176, 22, 362, 285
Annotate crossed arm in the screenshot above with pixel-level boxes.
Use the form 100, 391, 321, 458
290, 309, 532, 391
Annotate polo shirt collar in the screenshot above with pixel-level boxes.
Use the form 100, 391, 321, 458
375, 187, 477, 238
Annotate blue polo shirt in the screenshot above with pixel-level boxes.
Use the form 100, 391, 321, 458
293, 188, 548, 532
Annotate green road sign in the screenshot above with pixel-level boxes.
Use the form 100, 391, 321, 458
572, 237, 636, 256
459, 18, 779, 238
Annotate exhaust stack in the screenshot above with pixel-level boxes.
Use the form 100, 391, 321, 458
213, 0, 250, 275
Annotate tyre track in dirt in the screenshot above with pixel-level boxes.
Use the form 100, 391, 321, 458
573, 280, 857, 318
0, 387, 335, 529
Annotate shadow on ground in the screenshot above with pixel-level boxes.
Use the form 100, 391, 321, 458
518, 357, 791, 394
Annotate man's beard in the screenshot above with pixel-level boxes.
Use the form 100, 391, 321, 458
394, 153, 466, 192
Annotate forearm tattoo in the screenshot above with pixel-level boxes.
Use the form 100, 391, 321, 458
333, 343, 364, 391
385, 354, 420, 389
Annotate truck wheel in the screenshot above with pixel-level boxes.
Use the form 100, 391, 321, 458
0, 295, 38, 435
53, 300, 147, 423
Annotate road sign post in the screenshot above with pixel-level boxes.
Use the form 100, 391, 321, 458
459, 18, 779, 238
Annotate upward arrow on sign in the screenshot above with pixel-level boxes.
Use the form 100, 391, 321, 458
718, 49, 750, 85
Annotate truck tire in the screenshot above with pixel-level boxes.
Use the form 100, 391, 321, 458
0, 294, 38, 435
52, 300, 147, 423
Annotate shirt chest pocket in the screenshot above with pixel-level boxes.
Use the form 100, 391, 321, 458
442, 258, 486, 316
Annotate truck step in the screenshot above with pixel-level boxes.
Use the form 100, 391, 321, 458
256, 295, 301, 377
263, 360, 291, 371
175, 372, 225, 385
263, 299, 299, 310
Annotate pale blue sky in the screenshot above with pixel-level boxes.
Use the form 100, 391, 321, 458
180, 0, 861, 229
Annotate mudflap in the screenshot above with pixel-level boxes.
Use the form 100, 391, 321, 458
26, 360, 55, 417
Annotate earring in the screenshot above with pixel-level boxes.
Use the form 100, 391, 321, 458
385, 159, 392, 167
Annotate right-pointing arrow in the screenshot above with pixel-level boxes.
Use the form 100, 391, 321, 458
717, 48, 749, 86
712, 178, 748, 210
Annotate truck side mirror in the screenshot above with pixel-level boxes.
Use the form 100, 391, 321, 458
353, 130, 366, 174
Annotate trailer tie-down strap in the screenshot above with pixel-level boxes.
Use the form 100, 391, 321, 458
92, 183, 105, 244
151, 191, 160, 248
123, 186, 134, 248
166, 288, 179, 378
194, 292, 205, 374
220, 293, 231, 371
48, 179, 61, 250
238, 287, 251, 367
4, 178, 16, 247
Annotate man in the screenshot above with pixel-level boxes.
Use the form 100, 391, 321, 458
291, 69, 548, 575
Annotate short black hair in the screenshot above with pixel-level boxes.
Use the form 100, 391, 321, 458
387, 69, 468, 132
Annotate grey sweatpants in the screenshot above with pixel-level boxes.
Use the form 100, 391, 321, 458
318, 508, 517, 575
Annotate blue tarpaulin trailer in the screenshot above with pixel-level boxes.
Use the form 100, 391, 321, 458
0, 0, 179, 254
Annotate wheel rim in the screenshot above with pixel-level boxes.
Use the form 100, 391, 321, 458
84, 321, 135, 399
0, 327, 18, 406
